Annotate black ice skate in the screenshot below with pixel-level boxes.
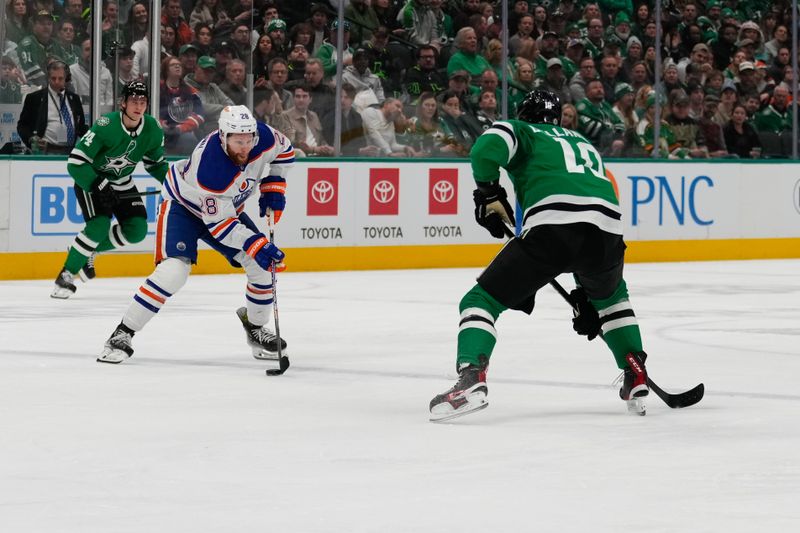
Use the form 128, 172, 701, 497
51, 268, 77, 299
97, 323, 135, 364
79, 253, 96, 282
235, 307, 289, 371
617, 351, 649, 416
429, 358, 489, 422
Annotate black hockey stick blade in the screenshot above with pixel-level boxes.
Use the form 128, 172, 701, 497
647, 378, 704, 408
117, 189, 162, 200
265, 355, 290, 376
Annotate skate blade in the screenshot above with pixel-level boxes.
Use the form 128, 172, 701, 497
430, 399, 488, 422
97, 348, 130, 364
626, 397, 646, 416
51, 287, 75, 299
252, 347, 288, 361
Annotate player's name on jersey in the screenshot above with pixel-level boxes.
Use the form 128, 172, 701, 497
300, 227, 343, 240
422, 225, 462, 238
528, 124, 583, 139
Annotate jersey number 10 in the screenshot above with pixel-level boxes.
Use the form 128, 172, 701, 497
553, 138, 608, 182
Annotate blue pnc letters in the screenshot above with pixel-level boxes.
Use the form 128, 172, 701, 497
628, 175, 713, 226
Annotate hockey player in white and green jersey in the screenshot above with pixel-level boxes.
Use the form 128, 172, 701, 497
430, 90, 649, 421
52, 81, 168, 299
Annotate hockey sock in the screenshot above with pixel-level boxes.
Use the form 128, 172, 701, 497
456, 284, 507, 367
96, 217, 148, 252
242, 254, 273, 327
122, 257, 190, 331
590, 279, 644, 369
64, 233, 101, 275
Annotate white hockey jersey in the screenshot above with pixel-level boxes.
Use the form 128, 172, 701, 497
163, 122, 295, 251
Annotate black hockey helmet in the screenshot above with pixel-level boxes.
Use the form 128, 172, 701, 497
121, 80, 149, 101
516, 89, 562, 125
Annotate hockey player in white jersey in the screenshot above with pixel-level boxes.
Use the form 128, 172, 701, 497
97, 106, 294, 368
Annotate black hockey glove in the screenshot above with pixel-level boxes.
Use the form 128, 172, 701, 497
473, 182, 515, 239
570, 287, 601, 341
91, 178, 118, 209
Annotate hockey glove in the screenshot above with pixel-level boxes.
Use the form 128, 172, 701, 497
259, 176, 287, 222
243, 233, 285, 271
473, 182, 515, 239
91, 178, 118, 209
570, 287, 601, 341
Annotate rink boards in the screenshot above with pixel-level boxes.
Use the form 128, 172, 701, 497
1, 157, 799, 279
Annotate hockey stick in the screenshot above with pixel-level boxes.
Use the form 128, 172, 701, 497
548, 278, 704, 409
265, 210, 290, 376
117, 189, 162, 200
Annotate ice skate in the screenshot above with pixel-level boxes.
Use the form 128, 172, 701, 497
78, 252, 96, 282
617, 351, 649, 416
51, 268, 77, 299
429, 359, 489, 422
97, 323, 135, 364
235, 307, 287, 361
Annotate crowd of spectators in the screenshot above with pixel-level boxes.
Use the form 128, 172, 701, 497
1, 0, 798, 158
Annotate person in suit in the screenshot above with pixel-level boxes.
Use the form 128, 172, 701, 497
17, 60, 87, 154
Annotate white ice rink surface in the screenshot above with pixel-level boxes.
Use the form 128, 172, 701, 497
1, 260, 799, 532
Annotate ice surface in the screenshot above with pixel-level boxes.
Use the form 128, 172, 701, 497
1, 260, 799, 532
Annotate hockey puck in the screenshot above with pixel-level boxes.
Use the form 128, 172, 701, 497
266, 356, 290, 376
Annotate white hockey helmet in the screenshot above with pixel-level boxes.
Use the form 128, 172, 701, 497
218, 105, 258, 152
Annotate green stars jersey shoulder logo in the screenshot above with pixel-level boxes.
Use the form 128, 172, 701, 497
96, 116, 110, 127
102, 140, 137, 176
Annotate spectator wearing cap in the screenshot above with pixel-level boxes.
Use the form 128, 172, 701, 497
444, 69, 472, 109
281, 83, 335, 156
711, 22, 739, 71
510, 14, 535, 57
705, 0, 722, 29
605, 11, 632, 48
621, 36, 643, 81
655, 62, 684, 100
697, 93, 729, 158
404, 45, 447, 104
679, 43, 713, 86
569, 56, 598, 103
714, 78, 738, 127
737, 21, 766, 60
735, 61, 760, 98
447, 27, 491, 78
611, 82, 637, 131
400, 0, 441, 49
534, 30, 562, 79
287, 44, 309, 82
17, 10, 58, 86
583, 18, 605, 60
184, 55, 233, 134
534, 58, 572, 105
753, 85, 791, 135
162, 0, 192, 47
316, 19, 353, 78
666, 89, 709, 158
70, 37, 113, 109
736, 38, 757, 63
561, 38, 584, 80
219, 59, 247, 105
364, 27, 403, 96
576, 78, 625, 156
212, 40, 236, 84
548, 9, 569, 38
17, 59, 87, 154
267, 18, 289, 58
231, 22, 253, 61
342, 47, 385, 103
599, 55, 624, 104
178, 43, 200, 75
634, 92, 681, 158
115, 45, 138, 93
724, 103, 762, 158
345, 0, 380, 44
686, 82, 705, 120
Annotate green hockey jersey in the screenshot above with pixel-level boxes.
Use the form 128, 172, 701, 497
470, 119, 622, 235
67, 112, 167, 192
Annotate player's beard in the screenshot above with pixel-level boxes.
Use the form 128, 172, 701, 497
228, 150, 248, 166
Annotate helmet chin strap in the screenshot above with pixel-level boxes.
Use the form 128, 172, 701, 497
121, 104, 142, 131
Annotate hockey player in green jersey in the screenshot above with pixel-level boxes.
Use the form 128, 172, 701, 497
430, 90, 650, 421
52, 81, 168, 299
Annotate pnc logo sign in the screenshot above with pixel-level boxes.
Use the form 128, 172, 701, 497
429, 169, 458, 215
307, 168, 338, 216
369, 168, 399, 215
